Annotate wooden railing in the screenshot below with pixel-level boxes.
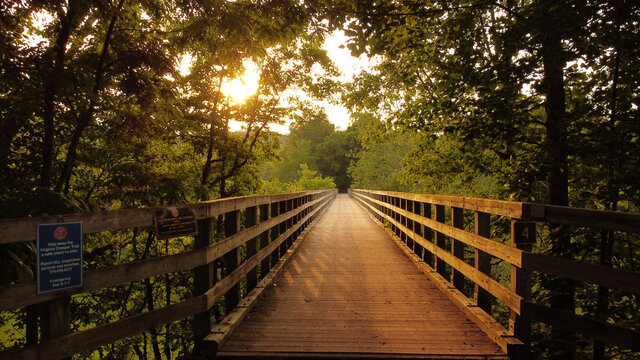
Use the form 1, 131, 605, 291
350, 189, 640, 358
0, 189, 337, 359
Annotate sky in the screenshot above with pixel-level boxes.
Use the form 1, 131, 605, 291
311, 31, 370, 132
222, 30, 374, 134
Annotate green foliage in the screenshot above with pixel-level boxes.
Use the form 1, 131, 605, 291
264, 105, 359, 190
398, 135, 503, 198
262, 163, 335, 193
293, 164, 336, 190
343, 111, 405, 191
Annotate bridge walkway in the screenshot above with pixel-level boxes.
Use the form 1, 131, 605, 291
216, 194, 507, 359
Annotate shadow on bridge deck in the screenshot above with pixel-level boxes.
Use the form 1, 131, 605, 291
215, 194, 507, 359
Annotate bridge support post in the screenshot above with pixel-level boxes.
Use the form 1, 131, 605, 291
423, 203, 434, 267
451, 207, 465, 291
401, 198, 407, 244
259, 204, 271, 280
474, 211, 492, 313
286, 200, 293, 247
435, 205, 447, 278
413, 202, 424, 259
245, 206, 258, 293
279, 201, 288, 253
193, 217, 214, 350
510, 220, 533, 346
270, 202, 280, 267
223, 210, 241, 314
406, 200, 414, 251
40, 296, 71, 359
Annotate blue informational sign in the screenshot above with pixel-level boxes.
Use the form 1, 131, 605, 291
37, 221, 83, 294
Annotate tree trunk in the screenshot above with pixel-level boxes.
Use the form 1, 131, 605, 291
164, 239, 172, 360
41, 3, 78, 188
144, 278, 163, 359
539, 1, 574, 358
54, 0, 124, 193
594, 11, 622, 358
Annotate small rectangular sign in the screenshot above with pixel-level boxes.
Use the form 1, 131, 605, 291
155, 207, 198, 239
37, 221, 83, 294
513, 221, 536, 245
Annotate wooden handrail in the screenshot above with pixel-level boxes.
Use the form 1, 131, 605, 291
0, 189, 337, 360
351, 189, 640, 232
350, 189, 640, 354
0, 191, 326, 244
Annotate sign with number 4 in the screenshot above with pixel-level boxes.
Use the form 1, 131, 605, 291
513, 221, 536, 245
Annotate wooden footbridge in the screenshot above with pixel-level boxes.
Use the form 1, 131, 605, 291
1, 189, 640, 359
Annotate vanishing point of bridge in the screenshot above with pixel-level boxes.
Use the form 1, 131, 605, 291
1, 189, 639, 359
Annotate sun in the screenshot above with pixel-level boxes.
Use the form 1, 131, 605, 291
221, 61, 260, 104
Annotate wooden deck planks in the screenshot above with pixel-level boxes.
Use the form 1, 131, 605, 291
217, 194, 507, 359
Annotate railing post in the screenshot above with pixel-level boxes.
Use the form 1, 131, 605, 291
245, 206, 258, 293
451, 207, 465, 291
193, 217, 214, 350
391, 197, 400, 237
510, 220, 533, 346
223, 210, 241, 314
270, 202, 280, 266
286, 199, 294, 247
259, 204, 271, 279
294, 197, 302, 239
383, 195, 388, 217
423, 203, 433, 267
406, 200, 414, 250
413, 202, 423, 259
474, 211, 492, 313
279, 201, 288, 253
435, 205, 447, 278
400, 198, 406, 242
40, 297, 71, 359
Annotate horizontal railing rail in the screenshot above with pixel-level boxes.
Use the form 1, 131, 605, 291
0, 189, 337, 360
350, 189, 640, 357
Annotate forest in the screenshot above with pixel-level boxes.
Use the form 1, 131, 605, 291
1, 0, 639, 359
